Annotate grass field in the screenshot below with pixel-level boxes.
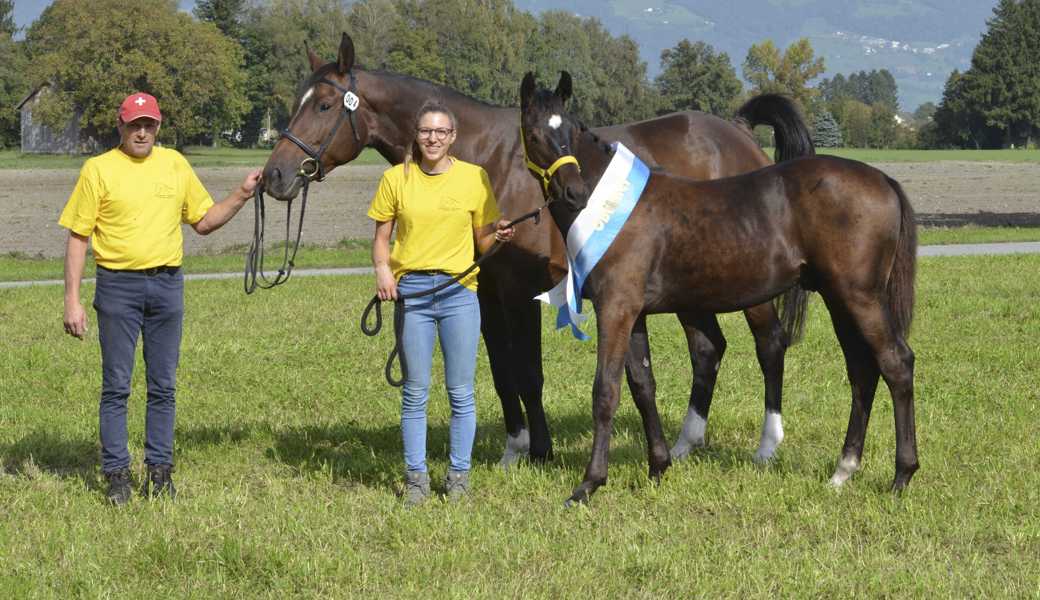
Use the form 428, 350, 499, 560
771, 147, 1040, 163
1, 254, 1038, 597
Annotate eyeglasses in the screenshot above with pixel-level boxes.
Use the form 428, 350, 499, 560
417, 127, 454, 140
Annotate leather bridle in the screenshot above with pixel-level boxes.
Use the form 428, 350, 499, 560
279, 71, 362, 182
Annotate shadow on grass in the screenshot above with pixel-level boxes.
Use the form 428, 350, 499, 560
197, 407, 771, 496
0, 429, 101, 488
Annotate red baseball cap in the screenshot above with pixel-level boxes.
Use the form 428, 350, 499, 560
119, 92, 162, 123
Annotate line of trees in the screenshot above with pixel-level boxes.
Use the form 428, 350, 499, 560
1, 0, 1036, 150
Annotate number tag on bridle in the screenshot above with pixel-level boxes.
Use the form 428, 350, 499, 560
343, 91, 360, 112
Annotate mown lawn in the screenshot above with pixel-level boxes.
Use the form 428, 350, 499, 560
1, 254, 1037, 597
773, 147, 1040, 163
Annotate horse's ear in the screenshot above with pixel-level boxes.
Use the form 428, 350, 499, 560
554, 71, 573, 104
305, 42, 323, 73
520, 72, 537, 112
337, 32, 356, 74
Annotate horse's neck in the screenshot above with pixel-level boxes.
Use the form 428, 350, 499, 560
360, 71, 518, 167
575, 133, 614, 188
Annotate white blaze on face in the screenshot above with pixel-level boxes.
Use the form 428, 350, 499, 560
295, 87, 315, 117
548, 114, 563, 129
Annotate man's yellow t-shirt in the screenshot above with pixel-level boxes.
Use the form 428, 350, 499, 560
58, 146, 214, 270
367, 159, 500, 291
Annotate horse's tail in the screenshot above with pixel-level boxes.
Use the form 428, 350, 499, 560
735, 94, 816, 163
886, 177, 918, 339
775, 283, 810, 345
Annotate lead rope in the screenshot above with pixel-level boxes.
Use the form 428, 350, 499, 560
360, 207, 545, 386
244, 180, 309, 294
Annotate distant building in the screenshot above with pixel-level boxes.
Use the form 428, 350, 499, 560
17, 84, 103, 154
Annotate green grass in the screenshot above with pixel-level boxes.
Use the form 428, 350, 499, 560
762, 146, 1040, 162
0, 147, 387, 170
0, 241, 373, 282
918, 226, 1040, 245
1, 254, 1038, 597
810, 148, 1040, 163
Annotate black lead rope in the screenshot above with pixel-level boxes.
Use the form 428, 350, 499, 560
244, 181, 309, 294
361, 207, 546, 386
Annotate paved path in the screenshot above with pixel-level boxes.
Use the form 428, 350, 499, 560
3, 243, 1040, 290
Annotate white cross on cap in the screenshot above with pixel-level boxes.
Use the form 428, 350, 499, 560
135, 96, 146, 106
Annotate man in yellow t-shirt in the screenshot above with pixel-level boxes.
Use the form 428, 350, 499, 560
59, 92, 261, 505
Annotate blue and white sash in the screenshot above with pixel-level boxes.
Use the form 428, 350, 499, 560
535, 142, 650, 340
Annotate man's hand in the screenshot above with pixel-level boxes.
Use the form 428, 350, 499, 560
239, 168, 263, 198
63, 301, 87, 339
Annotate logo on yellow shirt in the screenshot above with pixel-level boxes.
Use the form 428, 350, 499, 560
154, 182, 175, 198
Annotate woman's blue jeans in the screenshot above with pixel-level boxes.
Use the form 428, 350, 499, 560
93, 266, 183, 473
397, 272, 481, 473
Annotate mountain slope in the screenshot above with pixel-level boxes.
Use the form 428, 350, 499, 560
517, 0, 1000, 110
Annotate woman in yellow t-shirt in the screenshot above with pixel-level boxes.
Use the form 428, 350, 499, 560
367, 101, 514, 505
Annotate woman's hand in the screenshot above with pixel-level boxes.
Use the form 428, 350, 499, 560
375, 265, 398, 301
494, 218, 515, 243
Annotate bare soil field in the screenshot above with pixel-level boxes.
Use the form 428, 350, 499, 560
1, 160, 1038, 259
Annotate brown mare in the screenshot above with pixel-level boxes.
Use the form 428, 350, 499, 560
261, 33, 815, 468
519, 72, 919, 504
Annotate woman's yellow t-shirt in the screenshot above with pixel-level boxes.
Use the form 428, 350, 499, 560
58, 146, 214, 270
367, 159, 500, 291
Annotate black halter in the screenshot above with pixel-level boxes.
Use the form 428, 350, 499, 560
243, 72, 362, 294
279, 71, 362, 182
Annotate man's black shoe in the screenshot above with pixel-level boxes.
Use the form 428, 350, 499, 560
143, 464, 177, 500
105, 468, 133, 506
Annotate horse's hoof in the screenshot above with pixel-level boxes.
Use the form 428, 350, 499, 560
828, 455, 860, 487
529, 448, 554, 464
669, 442, 702, 462
564, 488, 591, 508
752, 450, 777, 466
499, 431, 531, 469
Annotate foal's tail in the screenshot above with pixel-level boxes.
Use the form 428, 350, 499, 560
735, 94, 816, 163
887, 177, 918, 339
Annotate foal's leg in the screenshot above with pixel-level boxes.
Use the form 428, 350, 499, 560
479, 292, 531, 466
569, 303, 641, 506
670, 313, 726, 460
823, 302, 881, 487
624, 315, 671, 481
827, 293, 918, 491
841, 295, 918, 491
744, 303, 788, 463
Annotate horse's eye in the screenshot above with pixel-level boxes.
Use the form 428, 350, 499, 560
319, 103, 331, 112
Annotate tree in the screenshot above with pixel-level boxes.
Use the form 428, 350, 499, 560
742, 38, 825, 110
965, 0, 1040, 146
25, 0, 249, 147
194, 0, 247, 41
819, 69, 898, 112
238, 0, 354, 137
0, 1, 26, 148
832, 98, 872, 147
526, 11, 655, 126
0, 0, 15, 36
930, 69, 1000, 149
812, 110, 843, 148
654, 39, 742, 116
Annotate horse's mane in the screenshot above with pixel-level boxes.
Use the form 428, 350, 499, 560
308, 63, 510, 112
